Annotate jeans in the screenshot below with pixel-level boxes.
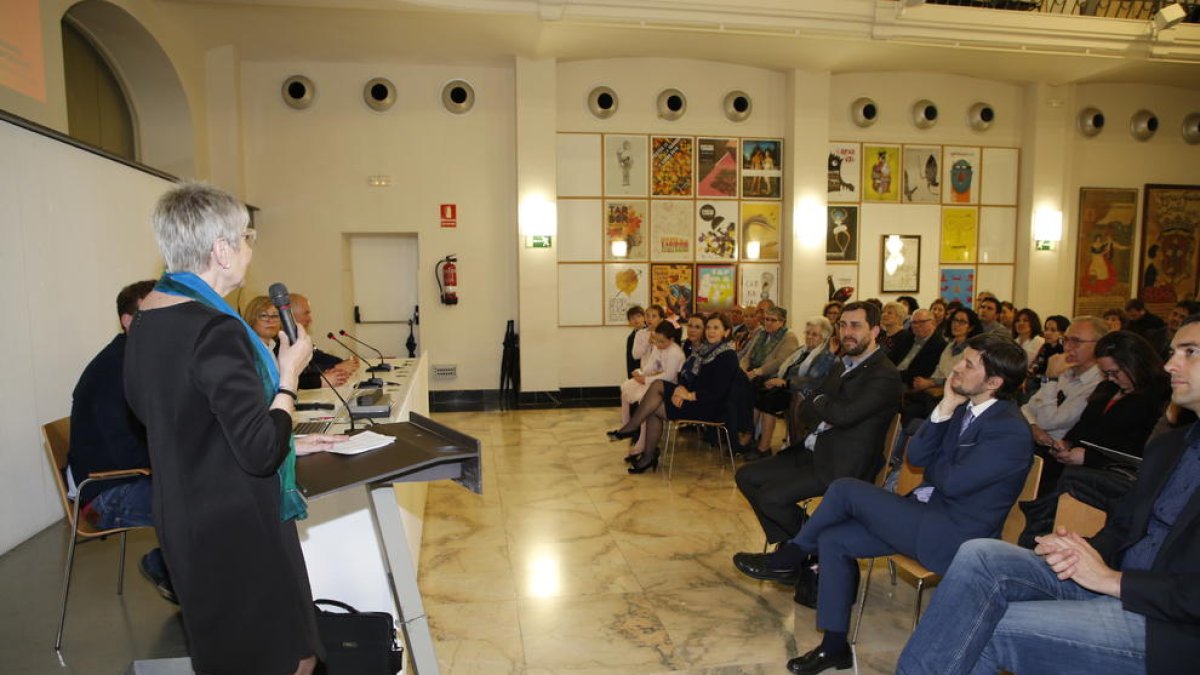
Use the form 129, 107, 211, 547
896, 538, 1146, 675
89, 476, 154, 529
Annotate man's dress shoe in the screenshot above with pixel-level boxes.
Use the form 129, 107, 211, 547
732, 551, 800, 584
786, 646, 852, 675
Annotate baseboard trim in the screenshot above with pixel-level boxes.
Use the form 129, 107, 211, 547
429, 387, 620, 412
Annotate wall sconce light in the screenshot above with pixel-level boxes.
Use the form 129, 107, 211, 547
1033, 208, 1063, 250
611, 240, 628, 258
745, 241, 761, 260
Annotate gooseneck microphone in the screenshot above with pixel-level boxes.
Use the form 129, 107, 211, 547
338, 330, 392, 372
268, 283, 299, 343
317, 369, 357, 432
327, 333, 383, 388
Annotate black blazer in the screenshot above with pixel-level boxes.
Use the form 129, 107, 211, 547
1089, 425, 1200, 675
899, 333, 948, 387
886, 329, 915, 365
802, 348, 903, 485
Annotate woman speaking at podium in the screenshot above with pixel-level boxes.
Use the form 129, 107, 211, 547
125, 183, 336, 675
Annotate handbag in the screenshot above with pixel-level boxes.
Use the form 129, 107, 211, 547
313, 599, 404, 675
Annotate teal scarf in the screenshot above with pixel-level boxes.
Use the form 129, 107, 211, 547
156, 272, 307, 521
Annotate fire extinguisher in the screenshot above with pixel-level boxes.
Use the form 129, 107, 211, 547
436, 255, 458, 305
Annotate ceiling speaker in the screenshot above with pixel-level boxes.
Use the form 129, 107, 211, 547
852, 97, 878, 127
1182, 113, 1200, 145
1129, 109, 1159, 142
587, 86, 618, 119
441, 80, 475, 115
656, 88, 687, 121
1078, 106, 1105, 138
363, 78, 396, 112
968, 102, 995, 131
912, 99, 938, 129
724, 91, 752, 122
281, 75, 315, 110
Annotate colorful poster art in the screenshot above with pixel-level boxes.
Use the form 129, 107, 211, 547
603, 134, 648, 197
741, 139, 783, 199
604, 200, 648, 261
697, 137, 739, 198
651, 136, 694, 197
696, 264, 737, 314
940, 207, 978, 264
741, 202, 781, 261
650, 200, 694, 261
651, 264, 694, 321
739, 264, 781, 306
828, 142, 860, 202
943, 147, 981, 205
826, 206, 858, 262
604, 263, 649, 325
863, 145, 901, 202
903, 146, 941, 203
1139, 184, 1200, 315
695, 201, 738, 261
1074, 188, 1138, 317
940, 268, 976, 306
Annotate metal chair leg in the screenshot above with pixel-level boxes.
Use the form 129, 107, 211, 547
912, 578, 925, 630
851, 558, 875, 645
664, 423, 676, 482
887, 557, 897, 596
117, 530, 128, 595
720, 425, 736, 475
56, 525, 81, 650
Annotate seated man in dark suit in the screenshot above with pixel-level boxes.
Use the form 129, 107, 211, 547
734, 301, 902, 547
291, 293, 357, 389
69, 279, 174, 602
734, 332, 1032, 675
895, 308, 946, 387
897, 314, 1200, 675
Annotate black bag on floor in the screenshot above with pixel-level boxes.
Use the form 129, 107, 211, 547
313, 599, 404, 675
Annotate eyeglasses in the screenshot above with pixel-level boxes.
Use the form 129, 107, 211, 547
951, 318, 970, 325
1063, 337, 1097, 346
257, 312, 280, 321
1101, 368, 1124, 380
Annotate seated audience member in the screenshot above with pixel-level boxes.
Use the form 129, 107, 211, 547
736, 306, 762, 354
822, 301, 843, 328
1125, 297, 1168, 352
877, 301, 909, 359
747, 317, 837, 459
1022, 315, 1105, 447
928, 298, 947, 332
630, 304, 666, 370
939, 300, 964, 339
1103, 307, 1128, 333
1024, 313, 1069, 400
785, 322, 844, 446
903, 307, 983, 421
999, 300, 1016, 332
896, 295, 920, 322
741, 307, 800, 383
1020, 330, 1169, 546
619, 322, 685, 462
681, 313, 705, 357
1013, 307, 1044, 367
734, 302, 902, 545
69, 280, 174, 602
291, 293, 355, 389
608, 313, 739, 474
243, 295, 280, 349
896, 309, 946, 388
895, 315, 1200, 675
624, 305, 646, 377
729, 305, 747, 346
1164, 300, 1200, 359
736, 332, 1032, 675
976, 296, 1008, 336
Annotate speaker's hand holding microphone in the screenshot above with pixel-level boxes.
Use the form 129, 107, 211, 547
270, 283, 313, 392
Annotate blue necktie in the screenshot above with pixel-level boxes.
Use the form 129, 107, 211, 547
959, 408, 976, 438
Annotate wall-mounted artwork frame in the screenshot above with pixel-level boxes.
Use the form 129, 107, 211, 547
741, 202, 781, 261
940, 207, 978, 264
828, 142, 860, 203
863, 144, 901, 202
880, 234, 921, 293
902, 145, 941, 203
651, 263, 694, 321
696, 264, 737, 313
943, 146, 981, 205
603, 134, 648, 197
1139, 184, 1200, 316
604, 263, 649, 326
604, 200, 648, 261
741, 138, 783, 199
1074, 188, 1138, 317
826, 205, 858, 262
651, 136, 694, 197
650, 199, 694, 261
739, 263, 781, 306
939, 267, 976, 306
697, 137, 739, 198
695, 201, 738, 261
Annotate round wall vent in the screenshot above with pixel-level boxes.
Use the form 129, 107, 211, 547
968, 102, 995, 131
913, 99, 938, 129
1182, 112, 1200, 145
723, 91, 752, 122
1078, 106, 1105, 138
1130, 109, 1159, 142
441, 80, 475, 115
656, 88, 687, 121
587, 86, 618, 119
852, 97, 878, 128
363, 78, 396, 112
282, 75, 315, 110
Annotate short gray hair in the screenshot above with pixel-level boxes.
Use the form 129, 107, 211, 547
152, 182, 249, 273
1071, 315, 1111, 340
765, 306, 787, 323
883, 301, 909, 320
805, 316, 834, 341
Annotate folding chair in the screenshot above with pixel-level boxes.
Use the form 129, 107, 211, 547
662, 419, 736, 481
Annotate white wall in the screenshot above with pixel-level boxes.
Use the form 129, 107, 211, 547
238, 60, 518, 391
0, 120, 168, 556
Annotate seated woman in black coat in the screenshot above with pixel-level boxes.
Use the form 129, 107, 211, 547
608, 313, 739, 474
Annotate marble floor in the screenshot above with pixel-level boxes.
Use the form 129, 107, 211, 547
421, 408, 924, 675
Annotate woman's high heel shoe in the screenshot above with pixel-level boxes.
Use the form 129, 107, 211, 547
607, 429, 635, 442
628, 457, 659, 474
624, 453, 642, 465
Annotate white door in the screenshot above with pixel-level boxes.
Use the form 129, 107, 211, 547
347, 233, 419, 358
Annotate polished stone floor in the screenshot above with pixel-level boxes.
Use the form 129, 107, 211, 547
0, 406, 922, 674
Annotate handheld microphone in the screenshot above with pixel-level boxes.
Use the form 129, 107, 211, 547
268, 283, 300, 343
338, 330, 392, 372
326, 333, 383, 388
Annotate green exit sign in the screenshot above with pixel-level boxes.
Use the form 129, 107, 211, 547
526, 235, 553, 248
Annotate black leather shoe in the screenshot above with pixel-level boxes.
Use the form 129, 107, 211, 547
738, 448, 770, 462
786, 646, 852, 675
732, 551, 800, 584
140, 552, 178, 605
607, 429, 635, 442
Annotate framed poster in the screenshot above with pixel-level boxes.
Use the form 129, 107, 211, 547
863, 145, 901, 202
943, 147, 981, 205
1075, 188, 1138, 316
939, 267, 976, 306
697, 137, 738, 198
940, 207, 978, 264
827, 265, 858, 301
741, 202, 781, 261
695, 201, 738, 261
902, 145, 941, 203
649, 199, 693, 261
604, 200, 648, 261
881, 235, 921, 293
604, 263, 649, 326
826, 205, 858, 262
739, 263, 781, 306
603, 134, 648, 197
695, 264, 737, 314
651, 136, 694, 197
651, 263, 694, 321
828, 142, 860, 202
741, 139, 783, 199
1139, 184, 1200, 315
